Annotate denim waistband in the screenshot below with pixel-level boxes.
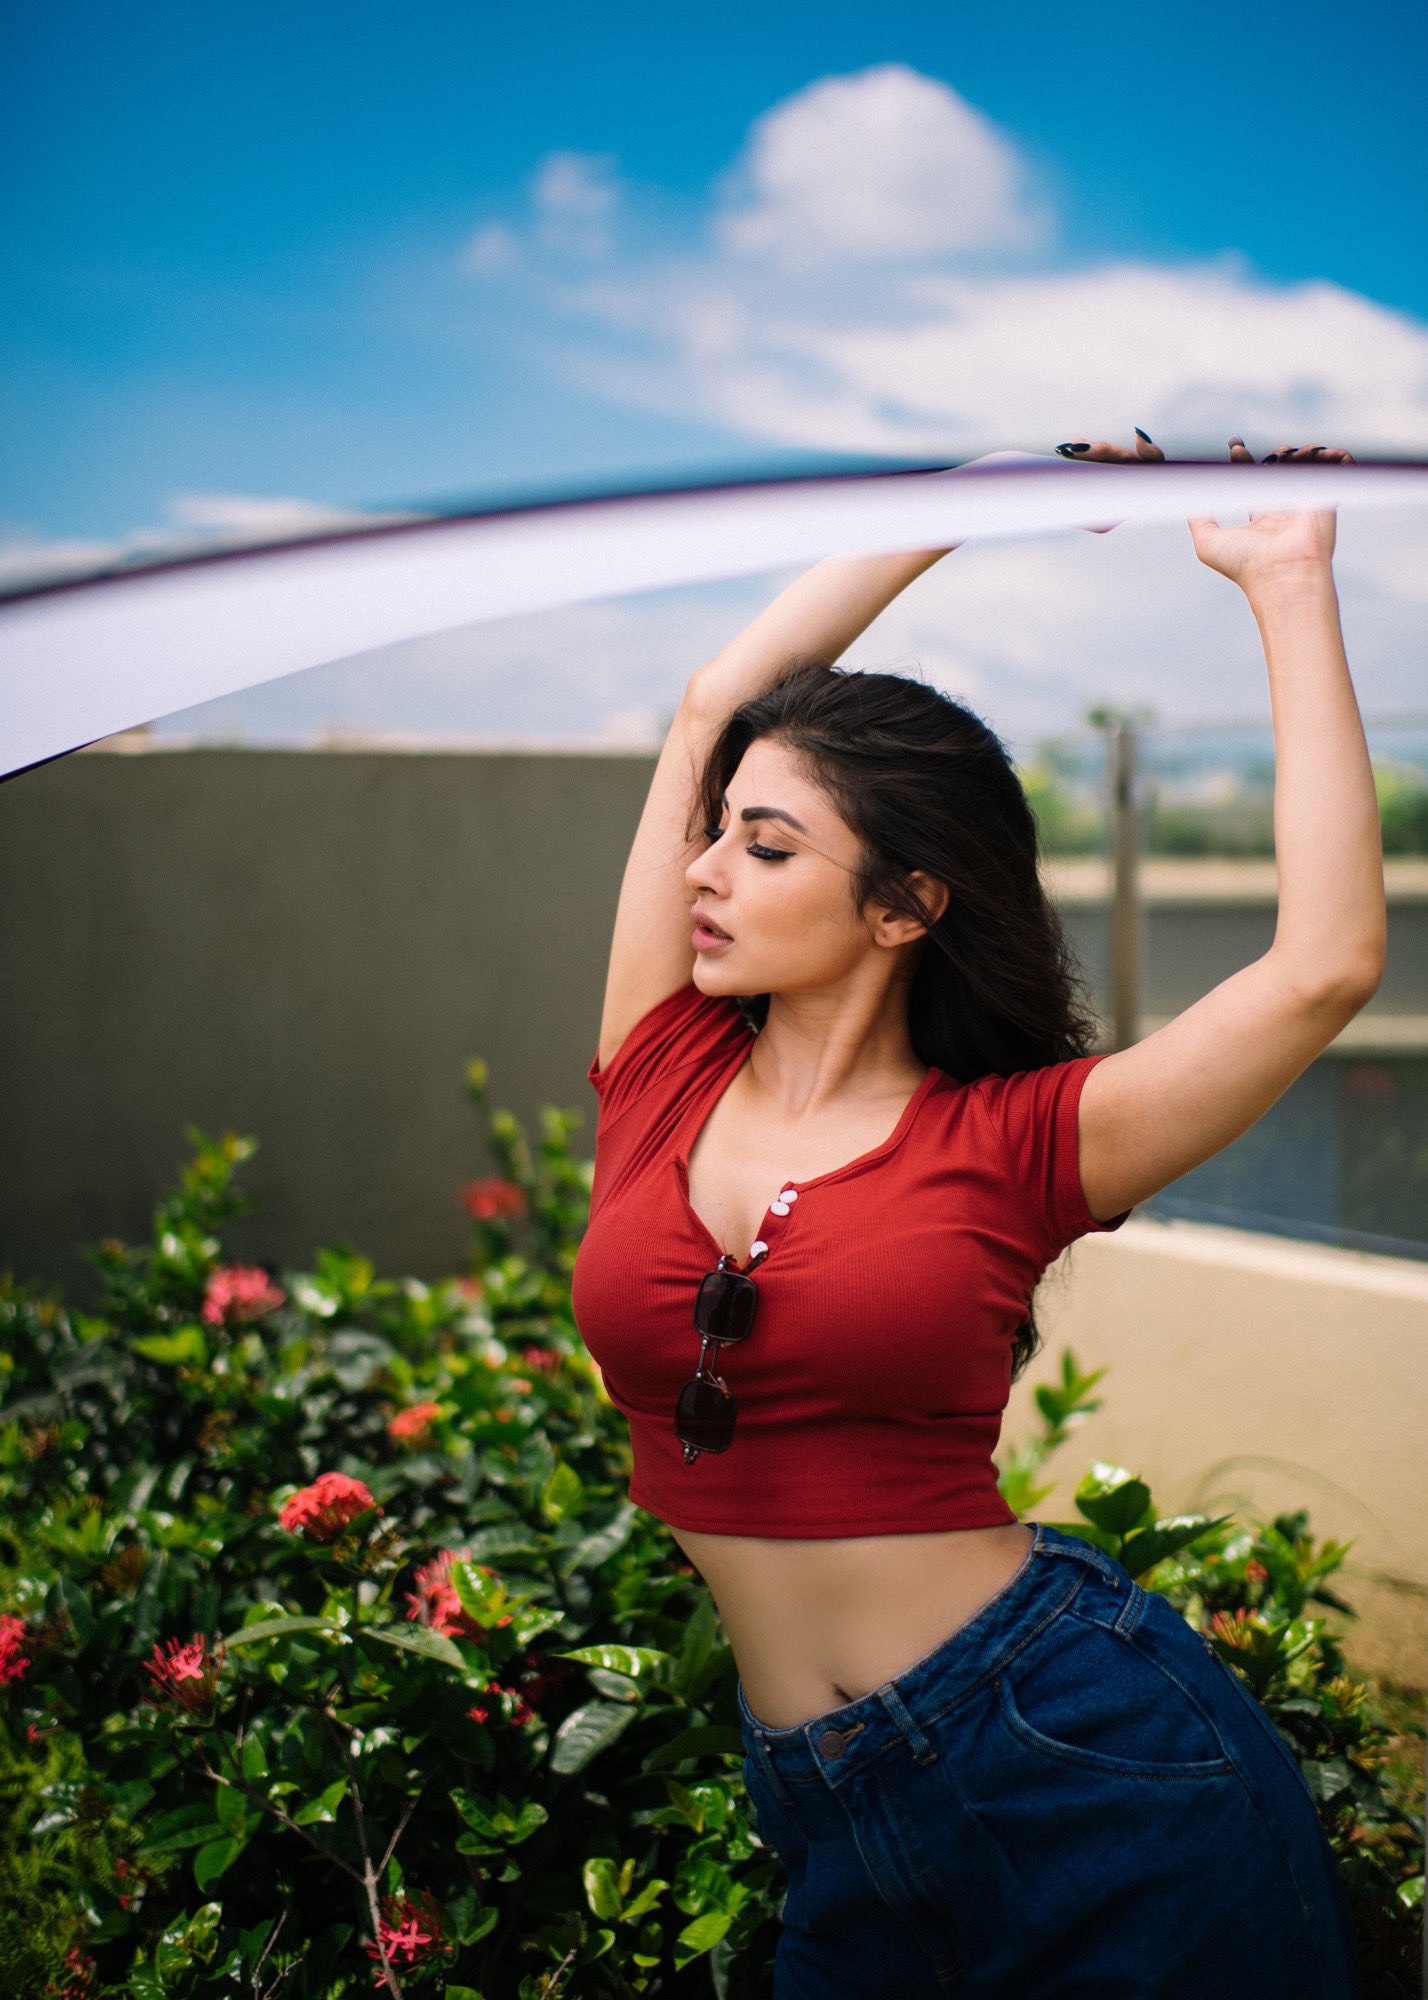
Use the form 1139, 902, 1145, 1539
737, 1521, 1140, 1797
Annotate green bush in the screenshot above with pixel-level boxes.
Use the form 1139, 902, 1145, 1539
0, 1078, 1421, 1997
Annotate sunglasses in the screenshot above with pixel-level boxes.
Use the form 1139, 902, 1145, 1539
676, 1250, 763, 1462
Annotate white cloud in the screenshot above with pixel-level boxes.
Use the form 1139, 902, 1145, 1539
714, 65, 1051, 266
530, 150, 621, 259
458, 65, 1428, 467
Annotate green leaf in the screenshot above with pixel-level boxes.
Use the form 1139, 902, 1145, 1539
1074, 1464, 1152, 1536
356, 1623, 467, 1669
621, 1878, 669, 1923
548, 1698, 640, 1775
553, 1502, 637, 1579
194, 1831, 249, 1890
55, 1574, 94, 1647
240, 1733, 269, 1782
540, 1459, 585, 1524
223, 1614, 335, 1648
135, 1802, 227, 1857
583, 1856, 623, 1920
1120, 1514, 1234, 1579
214, 1780, 251, 1832
552, 1644, 672, 1684
664, 1779, 703, 1831
641, 1724, 745, 1771
132, 1323, 209, 1367
292, 1777, 347, 1826
675, 1910, 732, 1962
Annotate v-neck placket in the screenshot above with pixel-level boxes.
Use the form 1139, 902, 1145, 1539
673, 1048, 945, 1272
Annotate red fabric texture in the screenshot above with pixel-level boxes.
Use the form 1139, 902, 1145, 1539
570, 981, 1132, 1538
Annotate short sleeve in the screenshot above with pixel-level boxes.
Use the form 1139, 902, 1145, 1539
974, 1051, 1133, 1264
588, 981, 750, 1128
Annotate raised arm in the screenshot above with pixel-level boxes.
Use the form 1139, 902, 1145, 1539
1069, 436, 1387, 1223
595, 537, 960, 1073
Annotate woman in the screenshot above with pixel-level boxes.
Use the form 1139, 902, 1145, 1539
569, 429, 1379, 1995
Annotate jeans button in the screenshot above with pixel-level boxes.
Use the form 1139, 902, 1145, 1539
818, 1728, 846, 1760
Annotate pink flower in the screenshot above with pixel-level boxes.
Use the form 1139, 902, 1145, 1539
201, 1264, 286, 1327
278, 1472, 380, 1543
460, 1177, 527, 1223
141, 1632, 226, 1716
1205, 1606, 1256, 1650
404, 1550, 498, 1642
386, 1401, 443, 1445
466, 1703, 490, 1724
453, 1275, 485, 1303
41, 1945, 97, 1999
363, 1888, 452, 1988
520, 1344, 562, 1376
484, 1680, 537, 1726
0, 1613, 33, 1688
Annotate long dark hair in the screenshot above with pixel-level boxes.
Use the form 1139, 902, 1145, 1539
689, 657, 1104, 1384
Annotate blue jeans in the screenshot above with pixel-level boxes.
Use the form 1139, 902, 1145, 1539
737, 1521, 1360, 1997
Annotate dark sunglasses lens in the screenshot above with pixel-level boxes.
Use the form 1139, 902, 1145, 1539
676, 1375, 736, 1452
694, 1268, 757, 1343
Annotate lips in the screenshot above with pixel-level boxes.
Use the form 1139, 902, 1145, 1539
694, 913, 733, 940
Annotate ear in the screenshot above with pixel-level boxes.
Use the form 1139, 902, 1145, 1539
871, 870, 949, 947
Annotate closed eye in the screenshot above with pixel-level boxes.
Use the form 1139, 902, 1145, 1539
702, 823, 792, 861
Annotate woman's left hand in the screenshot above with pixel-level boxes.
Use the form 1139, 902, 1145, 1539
1055, 430, 1353, 590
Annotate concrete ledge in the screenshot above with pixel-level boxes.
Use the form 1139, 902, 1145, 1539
1012, 1217, 1428, 1684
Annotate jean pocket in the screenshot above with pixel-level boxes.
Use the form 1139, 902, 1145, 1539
998, 1615, 1235, 1781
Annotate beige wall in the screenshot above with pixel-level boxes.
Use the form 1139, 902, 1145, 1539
1013, 1217, 1428, 1683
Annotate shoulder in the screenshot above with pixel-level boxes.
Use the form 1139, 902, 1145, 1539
588, 980, 752, 1128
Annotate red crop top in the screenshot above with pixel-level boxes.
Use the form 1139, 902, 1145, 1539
570, 980, 1133, 1539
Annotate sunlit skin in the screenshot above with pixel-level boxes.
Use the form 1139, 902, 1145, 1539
685, 735, 949, 1132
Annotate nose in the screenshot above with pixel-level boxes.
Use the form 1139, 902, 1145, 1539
686, 831, 728, 899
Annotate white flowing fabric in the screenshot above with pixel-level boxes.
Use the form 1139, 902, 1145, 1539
2, 449, 1426, 782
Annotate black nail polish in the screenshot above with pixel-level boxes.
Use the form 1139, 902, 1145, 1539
1134, 427, 1155, 444
1263, 452, 1279, 462
1068, 441, 1091, 453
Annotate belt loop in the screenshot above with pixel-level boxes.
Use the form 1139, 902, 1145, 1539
876, 1681, 939, 1765
1113, 1578, 1148, 1638
746, 1726, 798, 1806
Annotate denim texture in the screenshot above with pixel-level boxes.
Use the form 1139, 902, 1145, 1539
737, 1521, 1360, 1997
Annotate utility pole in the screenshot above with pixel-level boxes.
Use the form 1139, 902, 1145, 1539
1088, 707, 1150, 1051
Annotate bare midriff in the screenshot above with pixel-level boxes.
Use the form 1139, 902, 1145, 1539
669, 1518, 1036, 1731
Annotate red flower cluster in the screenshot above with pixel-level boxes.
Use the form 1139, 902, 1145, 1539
363, 1887, 453, 1989
278, 1471, 381, 1543
461, 1177, 527, 1223
1205, 1606, 1256, 1649
0, 1612, 33, 1688
520, 1344, 562, 1377
41, 1945, 97, 1999
467, 1646, 568, 1727
404, 1550, 509, 1642
200, 1264, 286, 1326
469, 1680, 536, 1727
141, 1632, 226, 1716
386, 1400, 443, 1445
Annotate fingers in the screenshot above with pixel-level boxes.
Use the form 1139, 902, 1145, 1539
1055, 428, 1163, 463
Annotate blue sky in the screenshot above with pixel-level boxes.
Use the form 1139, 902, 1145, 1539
3, 0, 1426, 749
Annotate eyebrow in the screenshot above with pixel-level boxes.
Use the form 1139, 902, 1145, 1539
720, 794, 810, 835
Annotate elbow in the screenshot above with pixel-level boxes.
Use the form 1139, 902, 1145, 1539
1322, 953, 1385, 1012
1269, 946, 1384, 1015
